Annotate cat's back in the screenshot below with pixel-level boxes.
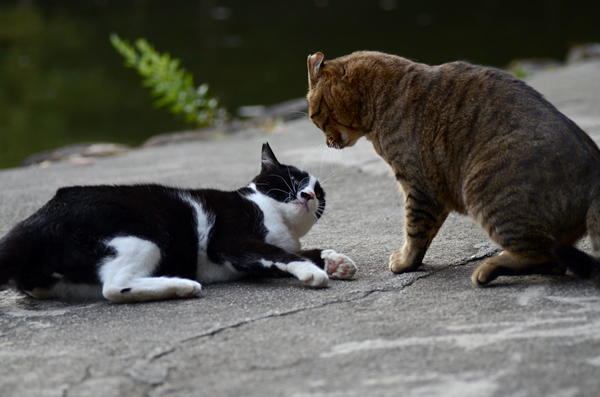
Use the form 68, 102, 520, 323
430, 60, 600, 158
427, 60, 558, 121
24, 184, 205, 243
340, 51, 568, 125
338, 52, 600, 205
53, 184, 180, 205
345, 52, 599, 157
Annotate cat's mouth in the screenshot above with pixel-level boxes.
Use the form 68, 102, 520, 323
326, 136, 344, 150
326, 131, 354, 149
298, 201, 311, 213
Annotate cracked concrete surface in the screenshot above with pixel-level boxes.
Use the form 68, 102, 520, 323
2, 60, 600, 396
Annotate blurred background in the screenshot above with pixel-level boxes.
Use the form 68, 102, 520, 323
1, 0, 599, 169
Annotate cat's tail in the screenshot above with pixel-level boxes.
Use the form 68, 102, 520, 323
0, 224, 33, 288
551, 244, 600, 281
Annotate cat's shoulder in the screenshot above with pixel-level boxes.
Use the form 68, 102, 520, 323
186, 186, 257, 214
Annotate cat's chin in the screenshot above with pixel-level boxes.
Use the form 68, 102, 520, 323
327, 138, 359, 150
326, 131, 363, 149
294, 202, 319, 221
326, 139, 345, 150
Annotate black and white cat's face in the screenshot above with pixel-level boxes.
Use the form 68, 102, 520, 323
252, 143, 325, 226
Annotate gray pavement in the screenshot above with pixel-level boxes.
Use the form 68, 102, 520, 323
1, 60, 600, 397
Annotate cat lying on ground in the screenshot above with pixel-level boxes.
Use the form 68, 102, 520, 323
307, 50, 600, 285
0, 143, 357, 302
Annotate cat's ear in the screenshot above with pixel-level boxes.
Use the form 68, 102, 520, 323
308, 52, 325, 77
261, 142, 281, 172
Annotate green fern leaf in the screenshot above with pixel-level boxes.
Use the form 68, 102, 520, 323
110, 33, 225, 127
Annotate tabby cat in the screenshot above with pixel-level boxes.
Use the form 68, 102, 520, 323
0, 143, 357, 302
307, 50, 600, 285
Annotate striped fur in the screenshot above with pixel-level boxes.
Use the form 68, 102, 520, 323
307, 50, 600, 285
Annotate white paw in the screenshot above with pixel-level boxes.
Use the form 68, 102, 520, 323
321, 249, 357, 280
174, 279, 203, 298
301, 268, 329, 288
291, 261, 329, 288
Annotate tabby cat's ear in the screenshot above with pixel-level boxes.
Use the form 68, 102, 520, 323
308, 52, 325, 77
261, 142, 282, 172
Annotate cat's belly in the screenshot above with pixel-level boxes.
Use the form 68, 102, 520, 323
196, 260, 246, 284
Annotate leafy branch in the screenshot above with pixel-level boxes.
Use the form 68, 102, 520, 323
110, 34, 225, 127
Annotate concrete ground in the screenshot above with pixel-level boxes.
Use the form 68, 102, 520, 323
1, 60, 600, 397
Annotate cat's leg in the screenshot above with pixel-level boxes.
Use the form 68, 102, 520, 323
283, 260, 329, 287
389, 189, 448, 274
471, 251, 559, 286
297, 249, 358, 279
550, 202, 600, 279
100, 236, 202, 303
213, 239, 330, 287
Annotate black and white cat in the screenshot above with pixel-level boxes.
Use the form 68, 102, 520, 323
0, 143, 357, 303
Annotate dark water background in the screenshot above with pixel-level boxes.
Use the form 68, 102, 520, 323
1, 0, 600, 168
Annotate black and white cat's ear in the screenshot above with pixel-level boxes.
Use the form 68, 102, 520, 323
308, 52, 325, 77
261, 143, 282, 172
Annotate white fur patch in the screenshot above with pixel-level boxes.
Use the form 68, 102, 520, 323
196, 259, 246, 284
99, 237, 161, 287
179, 193, 213, 269
246, 184, 302, 252
100, 236, 202, 303
179, 193, 246, 284
260, 258, 328, 287
246, 178, 320, 253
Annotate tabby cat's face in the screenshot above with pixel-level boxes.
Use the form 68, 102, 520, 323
306, 52, 365, 149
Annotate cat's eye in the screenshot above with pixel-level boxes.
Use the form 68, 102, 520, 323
292, 177, 300, 185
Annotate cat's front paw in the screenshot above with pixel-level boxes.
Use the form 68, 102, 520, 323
175, 279, 203, 298
389, 248, 421, 274
290, 261, 329, 288
321, 249, 357, 280
300, 268, 329, 288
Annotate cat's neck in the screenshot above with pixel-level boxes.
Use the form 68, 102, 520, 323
244, 183, 309, 251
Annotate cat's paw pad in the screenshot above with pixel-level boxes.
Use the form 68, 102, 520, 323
321, 249, 357, 280
174, 279, 203, 298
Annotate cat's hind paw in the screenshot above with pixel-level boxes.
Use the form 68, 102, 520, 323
104, 277, 202, 303
321, 249, 357, 280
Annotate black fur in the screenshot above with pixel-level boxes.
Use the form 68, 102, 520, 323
0, 143, 337, 301
551, 244, 600, 280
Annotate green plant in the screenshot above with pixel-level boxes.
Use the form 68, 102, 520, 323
110, 34, 225, 127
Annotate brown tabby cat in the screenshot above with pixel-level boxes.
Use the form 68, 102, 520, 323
307, 50, 600, 285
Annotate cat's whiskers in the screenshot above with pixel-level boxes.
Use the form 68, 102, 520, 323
298, 176, 310, 190
289, 110, 309, 121
314, 207, 328, 223
285, 168, 300, 197
266, 187, 291, 196
272, 174, 295, 193
319, 168, 340, 187
315, 144, 341, 188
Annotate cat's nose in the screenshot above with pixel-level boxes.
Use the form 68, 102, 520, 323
301, 191, 315, 201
